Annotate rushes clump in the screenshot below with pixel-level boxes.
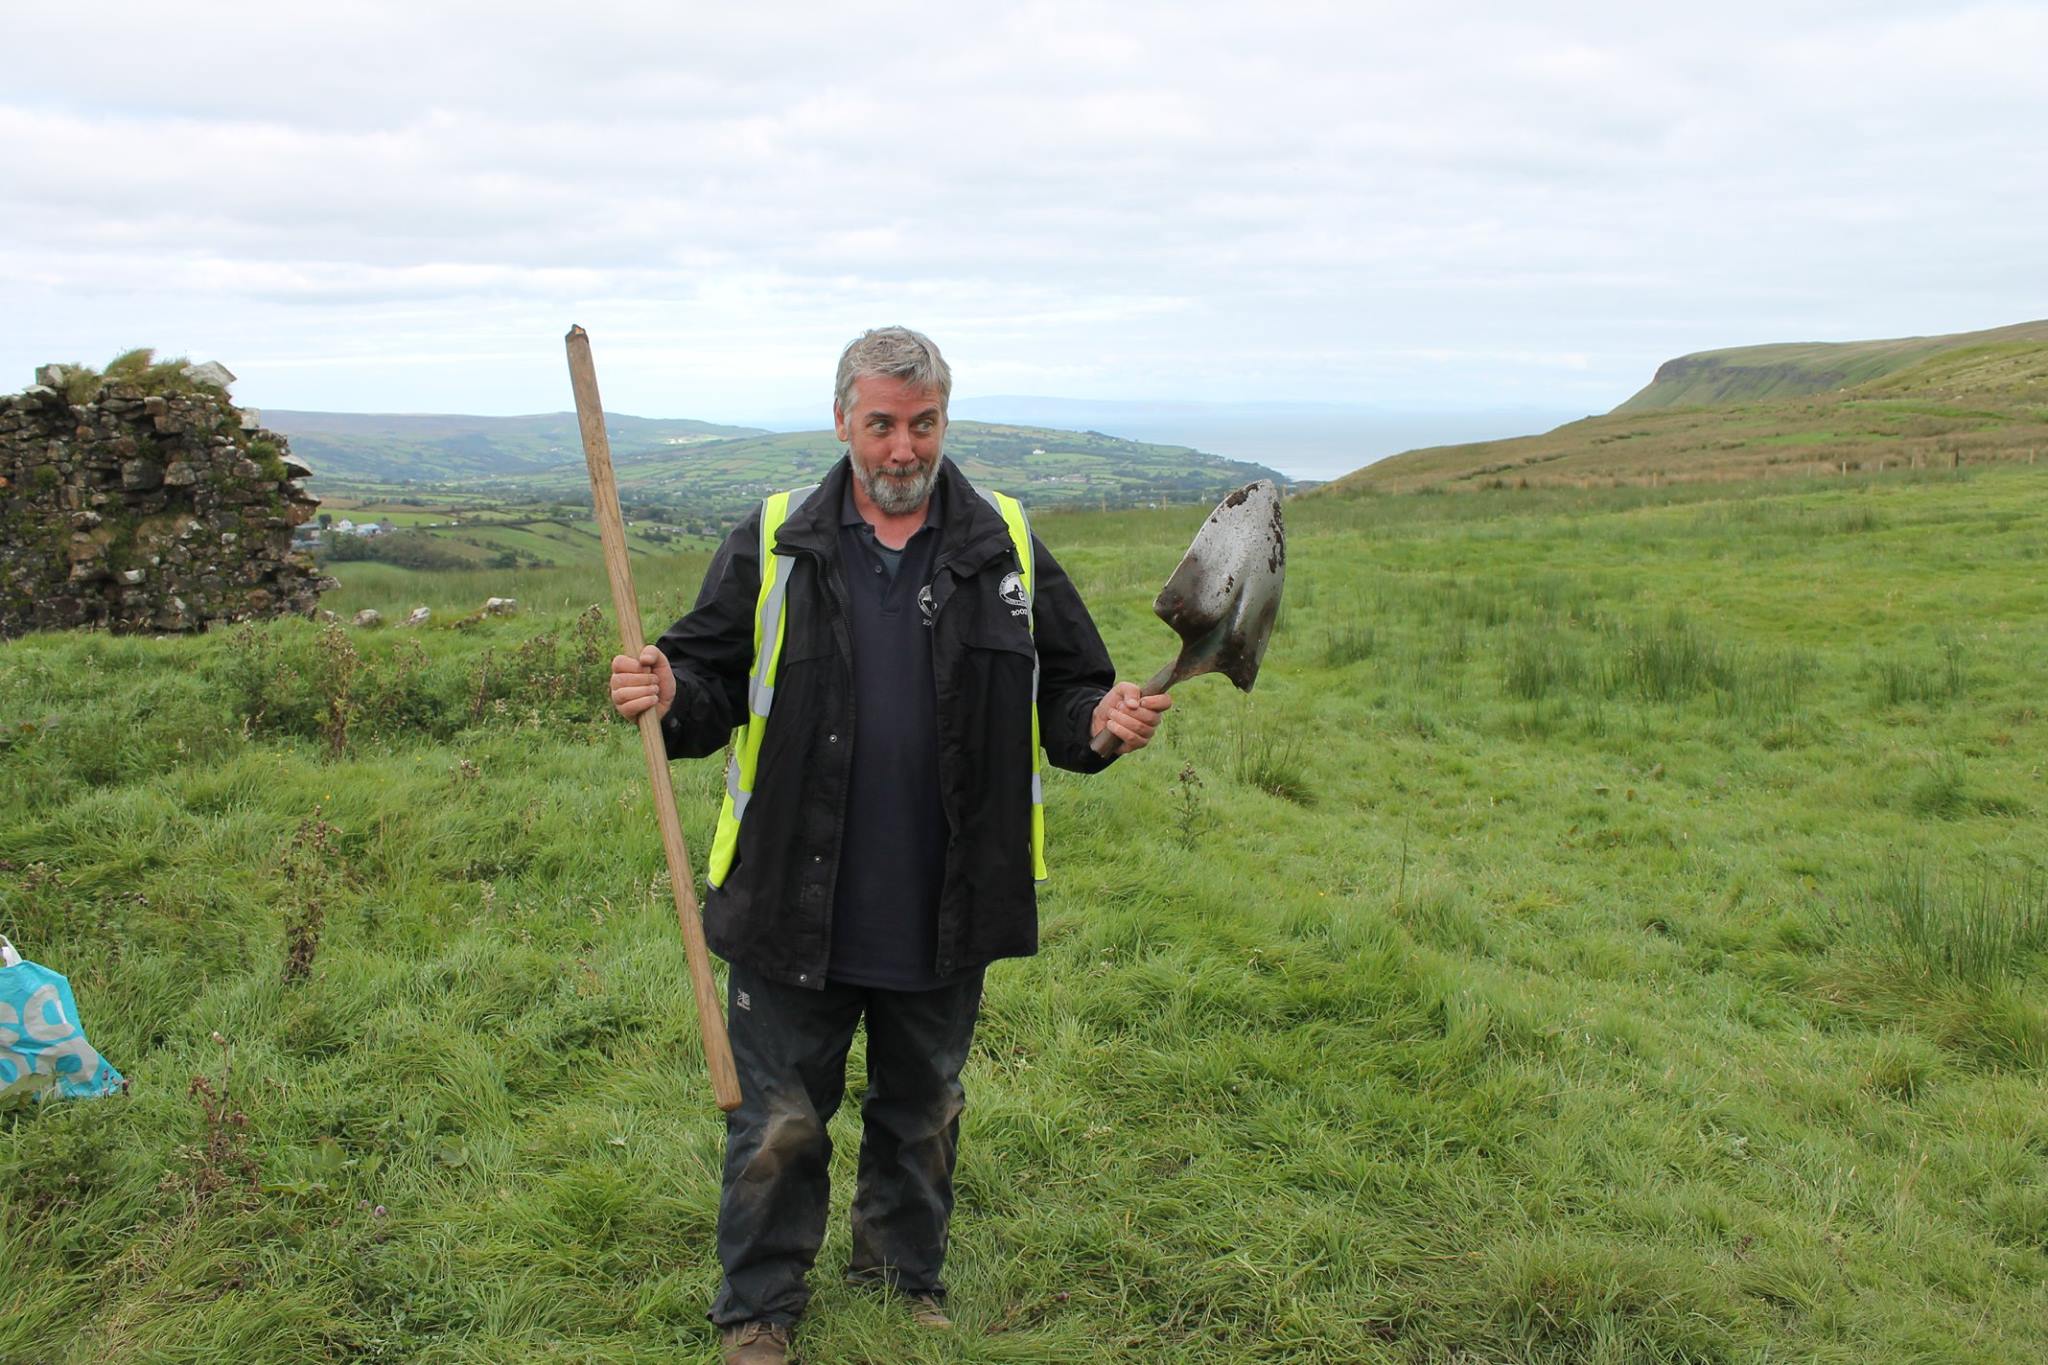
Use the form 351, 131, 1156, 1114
1602, 610, 1734, 702
1869, 857, 2048, 983
1501, 629, 1587, 701
1727, 647, 1818, 722
1872, 637, 1968, 708
1229, 705, 1312, 804
1906, 751, 1971, 818
1321, 620, 1376, 666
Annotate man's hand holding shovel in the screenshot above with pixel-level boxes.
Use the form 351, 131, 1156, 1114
1092, 682, 1171, 753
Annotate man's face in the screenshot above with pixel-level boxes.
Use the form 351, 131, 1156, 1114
835, 374, 946, 516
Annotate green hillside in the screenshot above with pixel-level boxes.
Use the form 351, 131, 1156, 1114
1326, 325, 2048, 495
267, 411, 767, 482
4, 465, 2045, 1360
470, 421, 1289, 527
289, 411, 1289, 531
1615, 319, 2048, 412
297, 421, 1284, 595
281, 484, 725, 587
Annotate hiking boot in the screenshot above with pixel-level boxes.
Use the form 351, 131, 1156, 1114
910, 1293, 953, 1329
719, 1320, 791, 1364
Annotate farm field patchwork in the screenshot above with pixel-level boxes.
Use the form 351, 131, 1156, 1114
1, 464, 2044, 1362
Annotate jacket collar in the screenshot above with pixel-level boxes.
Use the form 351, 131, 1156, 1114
774, 455, 1015, 575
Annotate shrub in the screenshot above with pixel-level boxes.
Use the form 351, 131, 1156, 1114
246, 437, 289, 482
1170, 763, 1206, 852
314, 622, 363, 757
320, 530, 468, 571
98, 347, 204, 396
279, 807, 340, 985
356, 637, 443, 740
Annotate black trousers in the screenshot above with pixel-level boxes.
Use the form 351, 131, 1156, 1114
708, 961, 986, 1328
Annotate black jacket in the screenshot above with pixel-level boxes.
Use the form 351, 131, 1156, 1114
657, 456, 1117, 989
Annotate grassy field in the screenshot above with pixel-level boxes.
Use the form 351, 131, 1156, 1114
1, 463, 2044, 1361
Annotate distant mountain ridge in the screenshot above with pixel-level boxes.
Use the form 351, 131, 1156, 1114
265, 410, 767, 482
1615, 319, 2048, 412
508, 421, 1291, 524
266, 408, 1292, 525
1323, 319, 2048, 494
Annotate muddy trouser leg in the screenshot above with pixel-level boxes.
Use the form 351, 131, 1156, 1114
845, 969, 986, 1300
708, 963, 865, 1329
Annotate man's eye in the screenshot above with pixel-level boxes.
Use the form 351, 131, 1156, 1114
868, 419, 889, 433
914, 420, 935, 434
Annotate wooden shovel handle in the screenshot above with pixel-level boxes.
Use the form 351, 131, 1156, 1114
565, 325, 741, 1113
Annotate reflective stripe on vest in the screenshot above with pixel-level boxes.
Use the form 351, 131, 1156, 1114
705, 485, 1047, 888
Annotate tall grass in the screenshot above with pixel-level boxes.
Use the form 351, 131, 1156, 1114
1319, 620, 1376, 667
1600, 610, 1734, 702
1906, 751, 1973, 818
1226, 704, 1312, 805
1717, 646, 1819, 723
1872, 637, 1968, 707
1500, 630, 1587, 701
1869, 857, 2048, 983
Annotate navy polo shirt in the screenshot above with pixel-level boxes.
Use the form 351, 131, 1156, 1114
826, 483, 956, 990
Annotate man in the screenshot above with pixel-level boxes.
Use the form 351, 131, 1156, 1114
609, 327, 1168, 1364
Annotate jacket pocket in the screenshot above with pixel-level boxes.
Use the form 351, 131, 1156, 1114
948, 632, 1036, 839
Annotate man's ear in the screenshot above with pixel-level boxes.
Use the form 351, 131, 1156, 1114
832, 404, 849, 444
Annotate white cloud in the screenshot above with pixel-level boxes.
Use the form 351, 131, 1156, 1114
1, 2, 2041, 420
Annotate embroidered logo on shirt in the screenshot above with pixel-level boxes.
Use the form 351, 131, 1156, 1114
999, 571, 1028, 610
736, 991, 752, 1012
917, 583, 936, 624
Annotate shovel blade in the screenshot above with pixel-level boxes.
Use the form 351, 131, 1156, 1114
1150, 480, 1286, 693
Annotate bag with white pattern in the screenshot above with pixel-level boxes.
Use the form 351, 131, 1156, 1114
0, 936, 126, 1103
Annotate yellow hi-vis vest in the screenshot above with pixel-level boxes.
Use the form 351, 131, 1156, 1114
705, 484, 1046, 888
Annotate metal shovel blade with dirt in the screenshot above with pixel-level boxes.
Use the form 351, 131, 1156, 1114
1092, 479, 1287, 756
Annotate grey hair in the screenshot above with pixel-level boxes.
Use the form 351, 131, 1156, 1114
834, 326, 952, 419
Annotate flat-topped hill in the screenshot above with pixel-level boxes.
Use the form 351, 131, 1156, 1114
1323, 320, 2048, 495
1616, 319, 2048, 412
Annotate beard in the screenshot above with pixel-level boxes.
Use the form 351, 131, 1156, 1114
853, 453, 940, 515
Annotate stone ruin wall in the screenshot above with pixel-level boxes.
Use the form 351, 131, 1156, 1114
0, 364, 333, 637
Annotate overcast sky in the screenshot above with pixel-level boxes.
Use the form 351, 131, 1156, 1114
5, 1, 2043, 433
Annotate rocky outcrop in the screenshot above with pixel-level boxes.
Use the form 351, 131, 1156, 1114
0, 362, 334, 636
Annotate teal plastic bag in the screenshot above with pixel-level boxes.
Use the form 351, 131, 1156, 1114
0, 937, 126, 1103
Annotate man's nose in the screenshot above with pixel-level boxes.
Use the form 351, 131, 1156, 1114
887, 429, 919, 463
